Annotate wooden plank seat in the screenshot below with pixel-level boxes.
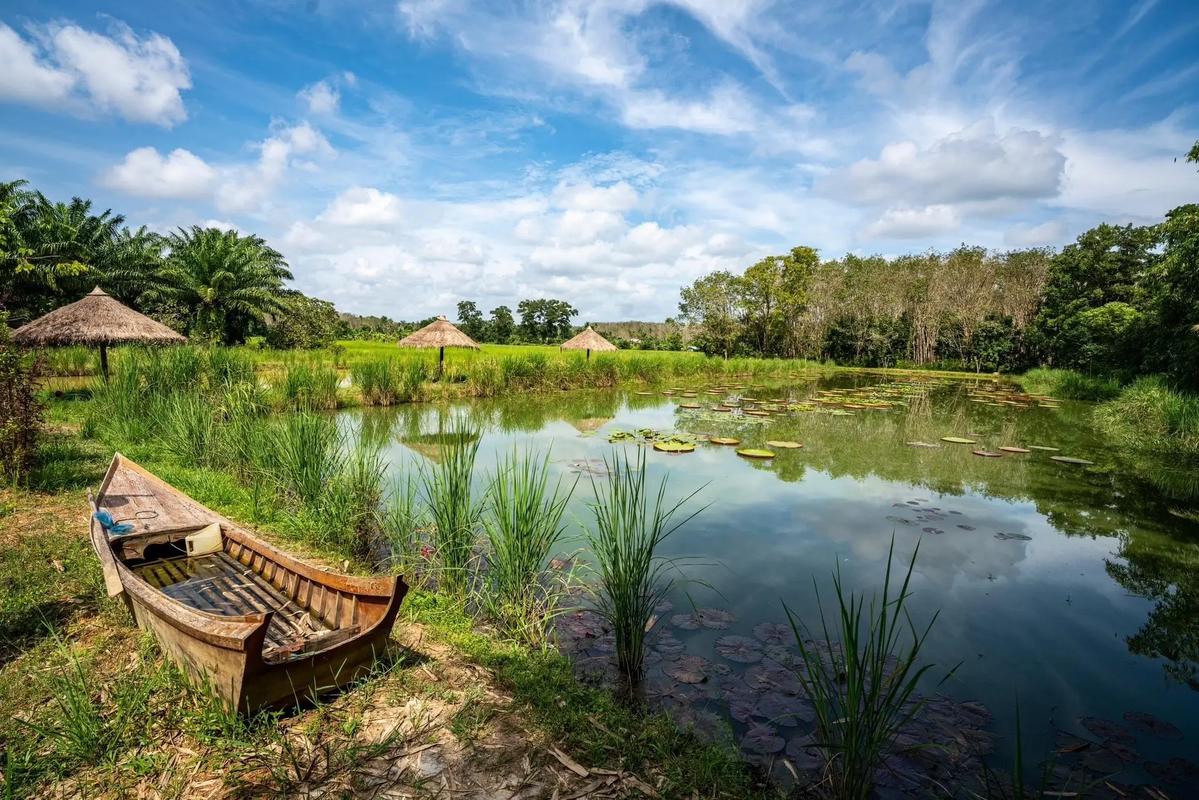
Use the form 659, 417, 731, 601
133, 552, 349, 663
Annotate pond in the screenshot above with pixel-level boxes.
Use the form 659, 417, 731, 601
341, 371, 1199, 793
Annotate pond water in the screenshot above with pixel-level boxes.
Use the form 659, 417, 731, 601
340, 371, 1199, 793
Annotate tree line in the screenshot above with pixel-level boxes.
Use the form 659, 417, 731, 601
679, 159, 1198, 386
0, 178, 340, 348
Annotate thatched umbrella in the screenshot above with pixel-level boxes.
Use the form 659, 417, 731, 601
398, 315, 480, 373
560, 326, 617, 360
11, 286, 185, 379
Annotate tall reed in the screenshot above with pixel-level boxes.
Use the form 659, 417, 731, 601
381, 473, 426, 575
783, 537, 951, 800
480, 449, 576, 645
419, 426, 482, 596
352, 359, 402, 406
585, 449, 704, 687
279, 363, 340, 410
270, 413, 344, 505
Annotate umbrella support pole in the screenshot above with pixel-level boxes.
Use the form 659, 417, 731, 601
586, 349, 591, 361
438, 346, 445, 379
99, 343, 109, 381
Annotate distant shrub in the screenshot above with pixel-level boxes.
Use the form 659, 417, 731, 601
1018, 367, 1122, 401
0, 320, 45, 483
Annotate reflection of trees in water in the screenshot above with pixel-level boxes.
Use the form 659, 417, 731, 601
1107, 528, 1199, 691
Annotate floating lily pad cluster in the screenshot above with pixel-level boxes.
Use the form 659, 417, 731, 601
1042, 713, 1192, 796
968, 387, 1062, 409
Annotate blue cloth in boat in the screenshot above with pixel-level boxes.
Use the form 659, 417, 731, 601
93, 509, 134, 535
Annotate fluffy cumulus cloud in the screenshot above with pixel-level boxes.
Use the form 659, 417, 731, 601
830, 122, 1066, 207
216, 121, 334, 214
864, 205, 961, 239
101, 147, 214, 198
319, 187, 403, 226
0, 21, 189, 126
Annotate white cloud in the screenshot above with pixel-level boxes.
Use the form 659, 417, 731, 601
551, 180, 638, 212
830, 121, 1066, 207
102, 147, 215, 198
863, 205, 961, 239
0, 23, 74, 105
299, 80, 339, 115
0, 21, 190, 126
216, 122, 334, 214
202, 219, 237, 232
319, 187, 404, 226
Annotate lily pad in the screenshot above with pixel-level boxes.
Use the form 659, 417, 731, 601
755, 691, 814, 726
670, 613, 700, 630
752, 622, 793, 646
1051, 456, 1094, 466
694, 607, 736, 629
715, 635, 764, 664
1144, 757, 1199, 785
766, 440, 803, 449
653, 440, 696, 453
999, 446, 1031, 453
995, 532, 1032, 541
906, 441, 942, 448
709, 437, 741, 446
740, 723, 785, 755
1122, 711, 1184, 740
664, 655, 711, 684
1079, 716, 1133, 744
679, 402, 701, 409
737, 448, 775, 459
1028, 445, 1060, 451
941, 436, 977, 444
972, 450, 1004, 457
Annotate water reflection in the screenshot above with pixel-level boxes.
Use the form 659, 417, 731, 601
342, 372, 1199, 787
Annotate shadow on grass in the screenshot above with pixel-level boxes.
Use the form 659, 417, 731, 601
29, 434, 109, 492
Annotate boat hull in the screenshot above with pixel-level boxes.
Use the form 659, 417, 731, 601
89, 454, 407, 713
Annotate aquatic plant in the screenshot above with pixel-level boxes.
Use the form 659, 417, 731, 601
419, 424, 483, 596
381, 473, 427, 576
270, 413, 344, 505
352, 359, 403, 406
585, 449, 705, 687
784, 537, 952, 800
479, 449, 576, 646
278, 363, 340, 410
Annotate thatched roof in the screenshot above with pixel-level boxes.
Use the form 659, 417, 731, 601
398, 316, 480, 350
567, 416, 613, 433
560, 326, 617, 353
11, 287, 186, 346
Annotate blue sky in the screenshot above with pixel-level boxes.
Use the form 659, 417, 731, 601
1, 0, 1196, 321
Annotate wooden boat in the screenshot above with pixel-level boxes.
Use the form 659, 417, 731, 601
89, 453, 408, 713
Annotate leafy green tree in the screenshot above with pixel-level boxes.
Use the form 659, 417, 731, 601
456, 300, 487, 341
679, 270, 740, 358
1151, 203, 1199, 385
265, 292, 340, 349
0, 190, 163, 324
163, 226, 293, 344
1031, 223, 1159, 370
489, 305, 514, 343
516, 298, 577, 342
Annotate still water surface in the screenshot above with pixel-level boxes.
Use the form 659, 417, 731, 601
340, 371, 1199, 788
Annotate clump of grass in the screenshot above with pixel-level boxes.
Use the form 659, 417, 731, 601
19, 631, 152, 768
158, 392, 219, 466
585, 449, 704, 687
1018, 367, 1121, 401
419, 425, 482, 596
1096, 375, 1199, 458
784, 537, 952, 800
381, 473, 427, 575
479, 449, 576, 646
352, 359, 402, 406
271, 413, 344, 505
279, 363, 340, 410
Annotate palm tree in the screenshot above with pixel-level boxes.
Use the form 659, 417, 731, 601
164, 226, 293, 343
1, 189, 167, 324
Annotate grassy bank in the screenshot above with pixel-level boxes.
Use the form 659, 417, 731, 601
1096, 376, 1199, 459
1, 420, 766, 798
1015, 367, 1123, 401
